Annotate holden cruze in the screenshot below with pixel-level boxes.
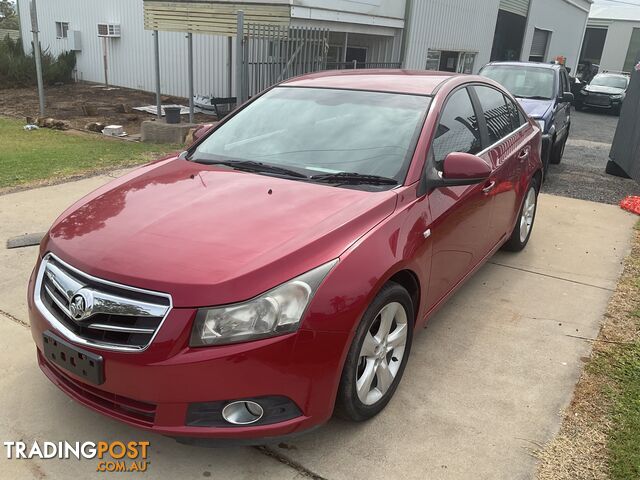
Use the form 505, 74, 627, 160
28, 70, 542, 443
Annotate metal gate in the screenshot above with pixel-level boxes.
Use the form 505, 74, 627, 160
243, 24, 330, 98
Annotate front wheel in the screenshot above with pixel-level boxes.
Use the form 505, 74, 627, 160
502, 179, 539, 252
549, 135, 567, 165
335, 282, 414, 421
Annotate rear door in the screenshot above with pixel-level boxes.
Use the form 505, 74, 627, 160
472, 85, 531, 242
425, 87, 495, 309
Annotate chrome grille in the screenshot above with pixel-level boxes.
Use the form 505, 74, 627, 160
586, 93, 611, 106
35, 254, 172, 352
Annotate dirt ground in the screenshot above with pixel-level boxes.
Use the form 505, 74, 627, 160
0, 83, 214, 135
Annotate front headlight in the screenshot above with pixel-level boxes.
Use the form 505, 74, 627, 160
189, 260, 337, 347
611, 94, 624, 100
535, 119, 545, 132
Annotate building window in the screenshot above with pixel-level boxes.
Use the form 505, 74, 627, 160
529, 28, 550, 62
426, 50, 476, 73
56, 22, 69, 39
426, 50, 441, 71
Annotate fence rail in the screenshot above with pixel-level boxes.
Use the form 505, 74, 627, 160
238, 21, 402, 101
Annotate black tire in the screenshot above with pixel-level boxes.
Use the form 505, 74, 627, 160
549, 135, 566, 165
335, 282, 414, 422
502, 178, 539, 252
605, 160, 630, 179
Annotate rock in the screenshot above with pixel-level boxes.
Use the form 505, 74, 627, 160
36, 117, 70, 130
85, 122, 106, 133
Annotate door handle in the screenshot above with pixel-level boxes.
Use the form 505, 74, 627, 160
482, 180, 497, 194
518, 148, 530, 161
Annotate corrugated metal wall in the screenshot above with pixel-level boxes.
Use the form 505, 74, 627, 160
18, 0, 232, 98
499, 0, 530, 17
403, 0, 502, 73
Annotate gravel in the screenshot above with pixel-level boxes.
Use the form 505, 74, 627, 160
542, 109, 640, 205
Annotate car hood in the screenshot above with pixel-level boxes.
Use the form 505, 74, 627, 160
585, 85, 625, 95
515, 98, 554, 119
46, 158, 398, 307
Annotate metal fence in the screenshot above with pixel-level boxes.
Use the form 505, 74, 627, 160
325, 61, 403, 70
243, 24, 330, 98
240, 23, 401, 100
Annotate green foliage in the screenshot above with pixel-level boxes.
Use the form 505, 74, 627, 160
0, 36, 77, 88
0, 0, 19, 30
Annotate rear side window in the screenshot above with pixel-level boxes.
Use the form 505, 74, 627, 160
432, 88, 482, 165
505, 95, 526, 131
474, 86, 514, 144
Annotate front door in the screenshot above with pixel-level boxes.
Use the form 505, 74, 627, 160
555, 69, 571, 141
425, 87, 495, 309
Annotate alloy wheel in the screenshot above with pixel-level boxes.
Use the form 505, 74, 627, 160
356, 302, 408, 405
519, 187, 537, 243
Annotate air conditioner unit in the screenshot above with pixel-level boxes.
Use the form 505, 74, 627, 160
97, 23, 121, 38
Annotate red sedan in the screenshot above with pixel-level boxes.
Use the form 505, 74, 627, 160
28, 70, 542, 443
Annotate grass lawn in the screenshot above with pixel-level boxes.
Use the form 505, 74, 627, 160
0, 117, 177, 189
538, 220, 640, 480
596, 221, 640, 480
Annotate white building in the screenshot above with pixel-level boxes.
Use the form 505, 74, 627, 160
17, 0, 591, 99
580, 3, 640, 73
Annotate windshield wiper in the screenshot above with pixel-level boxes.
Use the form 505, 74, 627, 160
310, 172, 398, 186
193, 159, 308, 178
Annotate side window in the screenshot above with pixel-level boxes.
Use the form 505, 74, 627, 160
504, 95, 525, 131
432, 88, 482, 166
474, 86, 514, 144
562, 71, 570, 94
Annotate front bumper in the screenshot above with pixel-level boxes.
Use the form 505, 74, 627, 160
28, 270, 349, 441
580, 93, 622, 110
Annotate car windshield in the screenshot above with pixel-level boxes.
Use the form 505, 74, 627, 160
191, 87, 430, 184
590, 75, 628, 89
480, 65, 556, 100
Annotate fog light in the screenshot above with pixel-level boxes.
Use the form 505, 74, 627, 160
186, 396, 302, 427
222, 401, 264, 425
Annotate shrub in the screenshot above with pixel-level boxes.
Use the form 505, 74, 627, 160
0, 35, 76, 88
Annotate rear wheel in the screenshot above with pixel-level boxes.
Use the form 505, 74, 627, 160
502, 179, 539, 252
335, 282, 414, 421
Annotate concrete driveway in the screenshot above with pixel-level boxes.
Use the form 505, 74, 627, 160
0, 172, 636, 479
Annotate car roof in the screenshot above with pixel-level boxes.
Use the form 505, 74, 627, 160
280, 69, 458, 96
483, 61, 563, 71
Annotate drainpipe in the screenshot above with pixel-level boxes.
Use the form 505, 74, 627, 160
399, 0, 412, 68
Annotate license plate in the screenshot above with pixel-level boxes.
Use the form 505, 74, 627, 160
43, 331, 104, 385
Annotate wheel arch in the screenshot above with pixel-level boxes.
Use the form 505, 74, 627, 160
387, 269, 421, 324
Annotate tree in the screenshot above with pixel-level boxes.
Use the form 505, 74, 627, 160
0, 0, 19, 30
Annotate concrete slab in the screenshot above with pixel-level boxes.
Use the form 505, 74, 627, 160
0, 171, 129, 322
492, 195, 634, 290
0, 318, 304, 479
0, 169, 637, 479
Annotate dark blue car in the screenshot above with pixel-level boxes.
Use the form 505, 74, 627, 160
479, 62, 574, 174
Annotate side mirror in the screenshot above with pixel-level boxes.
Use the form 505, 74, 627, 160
561, 92, 574, 103
425, 152, 491, 191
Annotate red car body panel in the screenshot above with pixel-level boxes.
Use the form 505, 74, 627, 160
28, 70, 542, 441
